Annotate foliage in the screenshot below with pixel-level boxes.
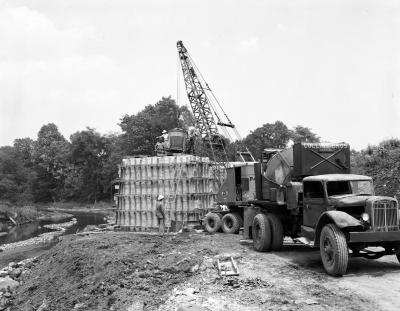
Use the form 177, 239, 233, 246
0, 95, 399, 206
119, 96, 192, 156
290, 125, 320, 144
352, 138, 400, 199
243, 121, 292, 159
31, 124, 70, 202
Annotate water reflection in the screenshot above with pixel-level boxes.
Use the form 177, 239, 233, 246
0, 211, 108, 246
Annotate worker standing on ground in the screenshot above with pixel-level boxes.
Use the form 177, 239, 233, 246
156, 195, 166, 233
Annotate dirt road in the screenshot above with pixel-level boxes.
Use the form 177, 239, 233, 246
277, 243, 400, 311
8, 232, 400, 310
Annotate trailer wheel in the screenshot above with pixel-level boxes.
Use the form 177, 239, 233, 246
320, 224, 349, 276
204, 213, 222, 234
267, 214, 284, 251
252, 214, 272, 252
221, 213, 241, 234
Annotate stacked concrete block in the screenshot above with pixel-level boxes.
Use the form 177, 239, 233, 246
115, 155, 222, 231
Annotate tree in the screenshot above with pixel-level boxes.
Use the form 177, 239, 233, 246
13, 138, 35, 167
291, 125, 320, 143
0, 146, 35, 203
32, 123, 70, 202
244, 121, 292, 159
69, 128, 109, 202
119, 96, 193, 155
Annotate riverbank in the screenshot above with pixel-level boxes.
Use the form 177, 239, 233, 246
0, 203, 73, 230
0, 218, 77, 252
37, 210, 73, 222
44, 201, 114, 215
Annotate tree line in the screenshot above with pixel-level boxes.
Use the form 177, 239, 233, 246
0, 96, 398, 204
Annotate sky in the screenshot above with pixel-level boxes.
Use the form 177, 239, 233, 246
0, 0, 399, 150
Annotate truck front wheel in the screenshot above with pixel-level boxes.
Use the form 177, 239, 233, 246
252, 214, 272, 252
320, 224, 349, 276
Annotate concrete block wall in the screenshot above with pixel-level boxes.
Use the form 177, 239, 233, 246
115, 155, 222, 231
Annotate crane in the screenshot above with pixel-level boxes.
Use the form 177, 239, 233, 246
176, 40, 255, 163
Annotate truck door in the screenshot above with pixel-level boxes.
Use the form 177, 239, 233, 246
303, 181, 327, 227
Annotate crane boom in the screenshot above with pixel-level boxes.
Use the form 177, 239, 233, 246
176, 40, 255, 163
177, 41, 220, 139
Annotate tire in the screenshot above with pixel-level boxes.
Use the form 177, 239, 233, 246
320, 224, 349, 276
252, 214, 272, 252
235, 213, 244, 228
221, 213, 241, 234
204, 213, 222, 234
267, 214, 284, 251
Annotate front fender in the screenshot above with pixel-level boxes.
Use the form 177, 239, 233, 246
314, 211, 363, 247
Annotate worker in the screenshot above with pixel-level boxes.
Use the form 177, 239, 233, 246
156, 194, 165, 233
186, 127, 197, 154
161, 130, 169, 142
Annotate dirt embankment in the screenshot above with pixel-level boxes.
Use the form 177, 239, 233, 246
8, 232, 381, 311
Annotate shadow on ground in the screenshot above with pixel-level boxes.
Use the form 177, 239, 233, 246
257, 242, 400, 277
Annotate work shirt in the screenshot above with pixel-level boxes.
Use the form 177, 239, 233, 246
156, 201, 165, 219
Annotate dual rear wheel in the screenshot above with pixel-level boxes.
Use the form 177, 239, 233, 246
252, 213, 284, 252
252, 215, 350, 277
204, 212, 243, 234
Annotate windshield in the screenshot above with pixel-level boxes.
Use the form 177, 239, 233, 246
327, 180, 373, 197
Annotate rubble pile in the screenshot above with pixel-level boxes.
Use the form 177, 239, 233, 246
0, 257, 37, 310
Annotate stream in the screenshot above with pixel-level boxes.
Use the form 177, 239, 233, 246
0, 211, 109, 268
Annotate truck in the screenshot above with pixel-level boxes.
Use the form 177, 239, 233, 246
204, 142, 400, 276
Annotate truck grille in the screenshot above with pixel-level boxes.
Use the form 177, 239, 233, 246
371, 200, 399, 232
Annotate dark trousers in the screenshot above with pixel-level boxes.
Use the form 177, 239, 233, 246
157, 218, 165, 233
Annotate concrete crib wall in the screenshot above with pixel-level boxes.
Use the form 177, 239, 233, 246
115, 155, 221, 231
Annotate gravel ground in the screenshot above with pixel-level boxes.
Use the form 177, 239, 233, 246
6, 232, 394, 311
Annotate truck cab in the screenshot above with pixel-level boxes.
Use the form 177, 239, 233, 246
302, 174, 375, 227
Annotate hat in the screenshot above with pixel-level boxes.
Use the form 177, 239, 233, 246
162, 130, 167, 134
157, 194, 165, 201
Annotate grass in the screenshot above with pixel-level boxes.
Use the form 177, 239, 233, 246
0, 203, 39, 225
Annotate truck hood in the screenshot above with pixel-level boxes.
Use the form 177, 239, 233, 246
328, 195, 382, 207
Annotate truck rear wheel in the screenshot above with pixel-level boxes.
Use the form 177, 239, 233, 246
204, 213, 222, 234
320, 224, 349, 276
267, 214, 284, 251
221, 213, 241, 234
252, 214, 272, 252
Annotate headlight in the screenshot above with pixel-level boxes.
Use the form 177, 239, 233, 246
361, 213, 370, 222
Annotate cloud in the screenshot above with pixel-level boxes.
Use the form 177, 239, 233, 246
0, 6, 123, 144
0, 6, 100, 61
237, 36, 259, 52
276, 23, 287, 33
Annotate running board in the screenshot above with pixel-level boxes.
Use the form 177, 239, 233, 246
293, 237, 314, 247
